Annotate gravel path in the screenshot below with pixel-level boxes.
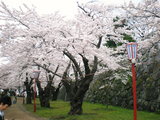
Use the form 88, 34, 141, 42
5, 97, 47, 120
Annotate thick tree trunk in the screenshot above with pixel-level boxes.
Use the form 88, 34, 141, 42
35, 64, 60, 107
51, 89, 59, 101
38, 89, 50, 108
24, 75, 32, 104
51, 83, 61, 101
38, 89, 45, 107
44, 86, 51, 107
37, 80, 49, 107
60, 59, 96, 115
50, 86, 55, 100
37, 79, 51, 108
63, 36, 99, 115
26, 90, 32, 104
68, 75, 94, 115
68, 97, 83, 115
44, 97, 50, 107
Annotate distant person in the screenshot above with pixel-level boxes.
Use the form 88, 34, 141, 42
0, 96, 12, 120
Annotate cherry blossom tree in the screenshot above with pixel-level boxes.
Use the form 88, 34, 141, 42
122, 0, 160, 59
0, 2, 67, 107
0, 1, 132, 114
53, 2, 132, 114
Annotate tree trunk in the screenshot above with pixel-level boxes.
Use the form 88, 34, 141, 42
26, 89, 32, 104
38, 89, 45, 107
51, 82, 61, 101
38, 88, 50, 108
24, 75, 32, 104
37, 79, 51, 108
35, 64, 60, 107
37, 80, 46, 107
62, 36, 99, 115
68, 97, 83, 115
44, 86, 51, 107
68, 75, 94, 115
51, 88, 59, 101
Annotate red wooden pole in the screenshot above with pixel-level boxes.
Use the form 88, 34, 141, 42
131, 63, 137, 120
34, 79, 36, 112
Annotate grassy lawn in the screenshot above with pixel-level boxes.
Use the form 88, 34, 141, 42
24, 100, 160, 120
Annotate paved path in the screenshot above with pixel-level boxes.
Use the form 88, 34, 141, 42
5, 97, 47, 120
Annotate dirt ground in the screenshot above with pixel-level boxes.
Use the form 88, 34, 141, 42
4, 97, 47, 120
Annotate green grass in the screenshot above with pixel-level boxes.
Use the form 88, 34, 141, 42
24, 100, 160, 120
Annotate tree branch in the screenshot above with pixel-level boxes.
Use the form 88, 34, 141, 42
63, 49, 84, 80
33, 61, 62, 78
1, 2, 30, 29
96, 36, 102, 48
51, 65, 59, 80
91, 56, 98, 73
79, 53, 90, 75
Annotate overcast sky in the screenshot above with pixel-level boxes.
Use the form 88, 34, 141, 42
3, 0, 141, 19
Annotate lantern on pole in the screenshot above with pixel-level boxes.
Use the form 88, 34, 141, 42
31, 70, 40, 112
126, 42, 138, 120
